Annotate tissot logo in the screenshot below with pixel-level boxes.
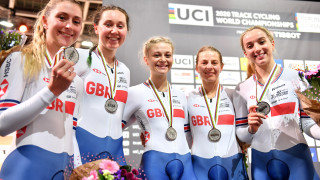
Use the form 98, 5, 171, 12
168, 3, 214, 27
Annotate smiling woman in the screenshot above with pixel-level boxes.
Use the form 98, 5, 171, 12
74, 5, 131, 168
121, 36, 197, 179
0, 0, 83, 179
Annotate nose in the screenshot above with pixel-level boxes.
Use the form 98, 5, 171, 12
65, 20, 72, 29
254, 43, 262, 52
111, 26, 118, 33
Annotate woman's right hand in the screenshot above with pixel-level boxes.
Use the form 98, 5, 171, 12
247, 105, 266, 134
48, 59, 76, 96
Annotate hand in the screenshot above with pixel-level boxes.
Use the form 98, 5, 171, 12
48, 59, 76, 96
140, 132, 146, 147
247, 105, 266, 134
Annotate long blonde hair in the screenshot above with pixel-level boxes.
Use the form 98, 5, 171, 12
22, 0, 81, 80
240, 26, 274, 79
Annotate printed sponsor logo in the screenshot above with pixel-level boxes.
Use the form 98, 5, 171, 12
16, 126, 27, 138
0, 79, 9, 98
143, 131, 150, 143
270, 89, 288, 99
118, 77, 127, 84
3, 58, 11, 78
193, 104, 200, 107
172, 99, 181, 104
43, 77, 50, 83
250, 95, 256, 99
93, 68, 102, 74
67, 85, 77, 94
148, 99, 156, 102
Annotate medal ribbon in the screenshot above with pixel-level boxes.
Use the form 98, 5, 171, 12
202, 84, 221, 129
45, 47, 65, 68
97, 47, 117, 99
256, 64, 278, 103
148, 79, 173, 127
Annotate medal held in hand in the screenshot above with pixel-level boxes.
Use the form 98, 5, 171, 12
166, 127, 177, 141
255, 64, 278, 116
208, 128, 221, 142
64, 47, 79, 64
256, 101, 270, 116
105, 98, 118, 113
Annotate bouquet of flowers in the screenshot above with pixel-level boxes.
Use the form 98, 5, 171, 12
298, 65, 320, 101
70, 159, 141, 180
296, 64, 320, 125
0, 29, 27, 66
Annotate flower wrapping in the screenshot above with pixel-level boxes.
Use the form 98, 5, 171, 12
0, 29, 27, 66
69, 159, 140, 180
296, 64, 320, 125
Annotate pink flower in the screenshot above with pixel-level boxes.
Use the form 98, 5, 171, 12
305, 70, 318, 76
99, 159, 120, 174
132, 169, 139, 175
317, 64, 320, 70
82, 170, 98, 180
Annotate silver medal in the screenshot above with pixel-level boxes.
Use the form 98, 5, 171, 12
208, 128, 221, 142
64, 47, 79, 64
105, 98, 118, 113
166, 127, 177, 141
256, 101, 270, 116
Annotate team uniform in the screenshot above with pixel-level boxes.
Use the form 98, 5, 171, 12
0, 51, 83, 180
75, 48, 130, 166
122, 81, 197, 180
187, 86, 248, 180
233, 67, 320, 180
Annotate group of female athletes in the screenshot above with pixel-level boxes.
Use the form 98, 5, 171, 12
0, 0, 319, 179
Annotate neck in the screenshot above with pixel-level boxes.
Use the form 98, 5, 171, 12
150, 74, 168, 92
46, 43, 60, 59
255, 61, 276, 84
202, 81, 219, 99
98, 44, 116, 67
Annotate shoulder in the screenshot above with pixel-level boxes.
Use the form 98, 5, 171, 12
223, 87, 235, 101
282, 68, 299, 78
129, 83, 147, 94
2, 51, 24, 69
76, 48, 90, 56
187, 88, 200, 99
117, 60, 130, 73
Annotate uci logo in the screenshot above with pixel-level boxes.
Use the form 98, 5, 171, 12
193, 104, 200, 107
168, 3, 214, 27
93, 68, 102, 74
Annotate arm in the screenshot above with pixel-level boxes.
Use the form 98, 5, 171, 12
0, 53, 75, 136
122, 86, 140, 129
183, 94, 192, 149
233, 85, 255, 144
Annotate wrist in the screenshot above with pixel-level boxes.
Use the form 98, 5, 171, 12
248, 127, 256, 134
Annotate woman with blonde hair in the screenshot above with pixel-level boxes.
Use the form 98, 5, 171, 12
122, 36, 197, 179
0, 0, 83, 179
233, 25, 320, 180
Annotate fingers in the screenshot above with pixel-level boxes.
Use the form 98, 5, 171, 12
248, 115, 263, 125
52, 59, 75, 78
248, 105, 258, 113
